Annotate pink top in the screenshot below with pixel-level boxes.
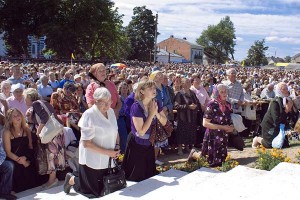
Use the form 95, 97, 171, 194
85, 80, 119, 109
7, 96, 28, 115
190, 85, 210, 106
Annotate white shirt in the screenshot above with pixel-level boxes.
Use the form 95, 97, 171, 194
78, 105, 118, 169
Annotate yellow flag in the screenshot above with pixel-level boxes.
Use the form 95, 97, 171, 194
241, 60, 245, 67
71, 53, 75, 60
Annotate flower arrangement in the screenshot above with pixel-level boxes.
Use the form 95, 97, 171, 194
216, 154, 239, 172
156, 156, 210, 173
255, 145, 291, 171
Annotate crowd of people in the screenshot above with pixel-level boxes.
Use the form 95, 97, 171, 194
0, 60, 300, 199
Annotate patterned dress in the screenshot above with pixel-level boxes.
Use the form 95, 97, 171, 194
50, 90, 80, 124
201, 100, 232, 167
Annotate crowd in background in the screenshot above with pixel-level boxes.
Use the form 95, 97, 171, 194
0, 60, 300, 199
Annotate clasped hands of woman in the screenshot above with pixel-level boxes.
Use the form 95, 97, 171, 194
17, 156, 30, 168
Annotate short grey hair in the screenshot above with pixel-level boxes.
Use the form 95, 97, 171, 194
217, 84, 228, 91
39, 75, 48, 82
226, 68, 237, 75
1, 80, 11, 91
93, 87, 111, 101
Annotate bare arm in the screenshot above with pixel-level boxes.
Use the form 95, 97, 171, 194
81, 140, 120, 159
156, 110, 167, 126
3, 130, 19, 161
132, 115, 155, 136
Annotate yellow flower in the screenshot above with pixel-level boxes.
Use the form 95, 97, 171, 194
284, 157, 291, 163
225, 154, 231, 161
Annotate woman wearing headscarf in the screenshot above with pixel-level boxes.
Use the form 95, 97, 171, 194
252, 82, 296, 148
201, 84, 234, 167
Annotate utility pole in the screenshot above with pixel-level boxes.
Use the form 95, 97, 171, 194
153, 13, 158, 63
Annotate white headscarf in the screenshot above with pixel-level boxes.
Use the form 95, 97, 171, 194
275, 82, 289, 106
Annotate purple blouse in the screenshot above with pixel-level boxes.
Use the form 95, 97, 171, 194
130, 100, 162, 146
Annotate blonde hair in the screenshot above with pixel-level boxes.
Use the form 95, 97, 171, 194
23, 88, 40, 102
4, 108, 30, 136
89, 63, 106, 75
135, 81, 156, 101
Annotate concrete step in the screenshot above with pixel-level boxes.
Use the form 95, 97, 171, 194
170, 165, 269, 200
18, 180, 137, 200
101, 168, 188, 200
19, 169, 187, 200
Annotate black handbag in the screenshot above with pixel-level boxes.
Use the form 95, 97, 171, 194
101, 158, 127, 196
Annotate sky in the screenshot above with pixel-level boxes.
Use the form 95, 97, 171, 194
114, 0, 300, 61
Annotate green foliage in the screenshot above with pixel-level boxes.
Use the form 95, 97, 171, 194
245, 39, 269, 66
284, 55, 291, 63
126, 6, 156, 61
196, 16, 236, 64
0, 0, 131, 60
255, 147, 291, 171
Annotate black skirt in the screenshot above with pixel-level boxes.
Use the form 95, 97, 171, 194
121, 133, 157, 182
73, 164, 108, 199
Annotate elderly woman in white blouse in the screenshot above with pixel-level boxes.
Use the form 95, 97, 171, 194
63, 87, 120, 198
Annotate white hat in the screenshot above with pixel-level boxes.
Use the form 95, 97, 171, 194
74, 74, 81, 80
11, 83, 25, 93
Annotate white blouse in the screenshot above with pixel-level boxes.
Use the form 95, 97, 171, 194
78, 105, 118, 169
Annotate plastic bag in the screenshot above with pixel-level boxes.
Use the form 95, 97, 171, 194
272, 124, 285, 149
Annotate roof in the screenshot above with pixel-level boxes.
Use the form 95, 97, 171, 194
156, 49, 183, 58
159, 37, 203, 49
292, 53, 300, 59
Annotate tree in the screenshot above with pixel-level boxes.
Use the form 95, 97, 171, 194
245, 39, 269, 66
43, 0, 128, 60
284, 56, 291, 63
126, 6, 156, 61
0, 0, 130, 60
196, 16, 236, 64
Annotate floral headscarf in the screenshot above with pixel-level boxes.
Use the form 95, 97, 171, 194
211, 84, 231, 113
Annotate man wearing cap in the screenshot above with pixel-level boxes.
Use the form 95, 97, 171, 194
7, 83, 28, 115
74, 74, 82, 84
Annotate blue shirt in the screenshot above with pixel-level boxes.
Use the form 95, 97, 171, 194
37, 84, 53, 97
155, 85, 173, 112
7, 76, 25, 84
0, 127, 6, 165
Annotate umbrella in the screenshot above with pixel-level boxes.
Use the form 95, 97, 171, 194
110, 63, 127, 69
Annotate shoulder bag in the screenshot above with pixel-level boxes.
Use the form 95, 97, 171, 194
35, 100, 64, 144
149, 119, 174, 144
101, 158, 127, 196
